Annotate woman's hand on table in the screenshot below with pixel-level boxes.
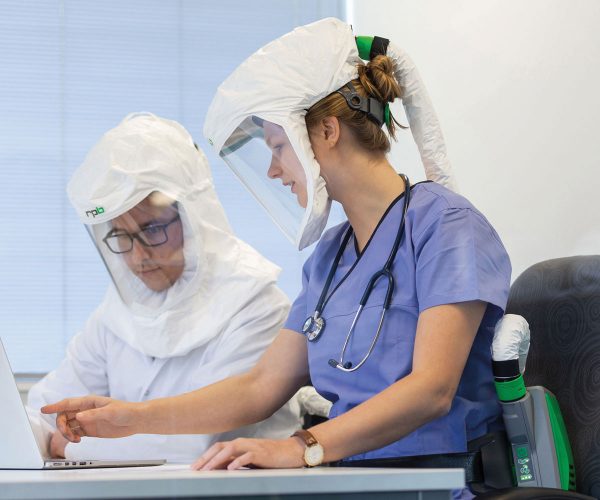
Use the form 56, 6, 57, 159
191, 437, 306, 470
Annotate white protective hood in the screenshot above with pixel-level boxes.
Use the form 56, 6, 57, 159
67, 112, 283, 358
204, 17, 456, 249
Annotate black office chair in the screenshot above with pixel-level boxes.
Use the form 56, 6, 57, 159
478, 256, 600, 500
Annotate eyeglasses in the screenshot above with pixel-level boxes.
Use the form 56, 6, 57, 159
102, 214, 181, 254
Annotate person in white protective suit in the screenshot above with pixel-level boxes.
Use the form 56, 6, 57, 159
28, 112, 302, 462
43, 19, 512, 498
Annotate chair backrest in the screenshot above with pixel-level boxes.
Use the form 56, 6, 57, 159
506, 255, 600, 498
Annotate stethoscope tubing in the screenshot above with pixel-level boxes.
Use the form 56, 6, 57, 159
305, 174, 411, 372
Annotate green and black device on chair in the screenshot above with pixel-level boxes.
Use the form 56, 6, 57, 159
491, 314, 577, 494
493, 360, 575, 490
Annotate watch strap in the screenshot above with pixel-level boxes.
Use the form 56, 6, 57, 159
292, 429, 319, 447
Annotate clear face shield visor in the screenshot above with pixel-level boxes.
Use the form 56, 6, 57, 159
220, 117, 309, 245
87, 192, 188, 308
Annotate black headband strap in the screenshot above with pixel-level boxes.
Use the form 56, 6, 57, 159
335, 82, 385, 127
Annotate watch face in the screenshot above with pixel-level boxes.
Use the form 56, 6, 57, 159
304, 443, 324, 467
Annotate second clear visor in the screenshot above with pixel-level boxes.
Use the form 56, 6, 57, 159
220, 116, 308, 244
87, 192, 187, 308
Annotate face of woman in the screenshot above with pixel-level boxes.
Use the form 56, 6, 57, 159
109, 197, 184, 292
262, 121, 308, 209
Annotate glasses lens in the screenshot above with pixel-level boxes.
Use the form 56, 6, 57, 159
105, 234, 133, 253
140, 225, 168, 246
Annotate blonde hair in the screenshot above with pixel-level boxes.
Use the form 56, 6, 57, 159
306, 55, 404, 154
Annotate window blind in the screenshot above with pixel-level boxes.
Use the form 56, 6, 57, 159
0, 0, 345, 373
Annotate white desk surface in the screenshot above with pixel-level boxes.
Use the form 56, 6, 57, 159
0, 464, 465, 499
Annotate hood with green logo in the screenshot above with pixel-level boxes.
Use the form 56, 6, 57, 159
66, 112, 287, 358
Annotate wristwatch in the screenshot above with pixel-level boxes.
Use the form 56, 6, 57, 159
292, 429, 325, 467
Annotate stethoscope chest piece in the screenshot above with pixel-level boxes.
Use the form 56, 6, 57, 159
303, 315, 326, 342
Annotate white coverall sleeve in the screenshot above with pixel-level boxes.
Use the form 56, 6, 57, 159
26, 312, 109, 457
63, 283, 301, 463
199, 284, 291, 382
180, 281, 303, 441
63, 434, 192, 463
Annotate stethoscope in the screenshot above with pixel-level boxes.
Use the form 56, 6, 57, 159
302, 174, 411, 373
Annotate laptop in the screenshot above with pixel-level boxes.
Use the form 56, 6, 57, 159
0, 338, 165, 469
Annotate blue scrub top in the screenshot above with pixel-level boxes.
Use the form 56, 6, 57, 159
285, 181, 512, 461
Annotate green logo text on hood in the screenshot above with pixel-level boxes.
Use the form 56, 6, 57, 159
86, 207, 105, 218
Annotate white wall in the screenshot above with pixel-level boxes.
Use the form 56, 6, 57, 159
349, 0, 600, 280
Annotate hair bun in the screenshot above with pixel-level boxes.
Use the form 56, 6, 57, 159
357, 54, 402, 104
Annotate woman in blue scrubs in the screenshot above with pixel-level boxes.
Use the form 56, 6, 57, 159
287, 183, 510, 461
43, 18, 511, 497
